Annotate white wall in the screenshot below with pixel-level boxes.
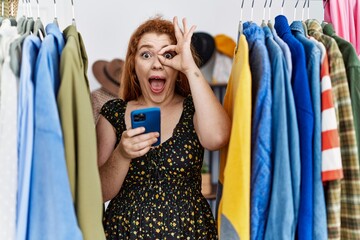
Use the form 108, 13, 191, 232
17, 0, 324, 90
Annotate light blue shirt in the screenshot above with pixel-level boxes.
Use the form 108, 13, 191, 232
262, 26, 301, 240
269, 21, 292, 78
243, 22, 272, 240
16, 35, 41, 240
27, 23, 82, 240
275, 15, 314, 240
291, 21, 327, 240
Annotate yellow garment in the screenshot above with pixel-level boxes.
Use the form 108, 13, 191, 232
217, 35, 252, 240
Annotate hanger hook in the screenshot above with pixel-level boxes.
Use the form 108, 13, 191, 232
240, 0, 245, 22
295, 0, 300, 8
71, 0, 76, 26
251, 0, 255, 22
36, 0, 40, 19
293, 0, 300, 20
263, 0, 268, 21
281, 0, 285, 15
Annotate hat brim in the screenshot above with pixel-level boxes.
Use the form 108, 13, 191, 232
92, 60, 120, 97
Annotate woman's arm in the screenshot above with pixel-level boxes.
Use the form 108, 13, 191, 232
96, 115, 159, 202
158, 17, 231, 150
96, 115, 131, 202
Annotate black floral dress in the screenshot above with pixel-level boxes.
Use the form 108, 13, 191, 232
100, 95, 217, 240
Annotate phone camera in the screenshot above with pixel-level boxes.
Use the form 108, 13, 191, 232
134, 113, 146, 122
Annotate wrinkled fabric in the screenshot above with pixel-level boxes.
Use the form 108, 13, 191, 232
275, 15, 314, 240
16, 35, 41, 240
217, 34, 252, 240
28, 23, 82, 240
243, 22, 272, 240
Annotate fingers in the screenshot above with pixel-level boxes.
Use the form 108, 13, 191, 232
157, 45, 176, 55
182, 18, 188, 34
173, 16, 183, 40
120, 128, 160, 159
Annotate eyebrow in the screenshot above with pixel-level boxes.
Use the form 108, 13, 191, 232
138, 44, 169, 51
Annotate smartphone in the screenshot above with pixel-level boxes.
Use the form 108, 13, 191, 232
131, 107, 161, 146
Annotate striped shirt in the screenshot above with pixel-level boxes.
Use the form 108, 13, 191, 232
320, 51, 343, 182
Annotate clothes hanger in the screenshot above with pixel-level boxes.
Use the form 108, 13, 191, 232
307, 0, 310, 20
302, 0, 309, 37
293, 0, 300, 21
235, 0, 245, 53
24, 0, 34, 34
34, 0, 45, 40
267, 0, 273, 25
261, 0, 268, 27
71, 0, 76, 26
301, 0, 307, 21
250, 0, 255, 23
53, 0, 59, 26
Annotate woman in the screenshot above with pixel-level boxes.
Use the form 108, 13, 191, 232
96, 16, 231, 239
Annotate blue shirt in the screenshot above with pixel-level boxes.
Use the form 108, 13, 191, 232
262, 26, 301, 240
16, 35, 41, 240
291, 21, 327, 240
275, 15, 314, 240
27, 23, 82, 240
243, 22, 272, 240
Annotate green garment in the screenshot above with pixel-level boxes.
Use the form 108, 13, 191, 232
323, 23, 360, 167
57, 25, 105, 240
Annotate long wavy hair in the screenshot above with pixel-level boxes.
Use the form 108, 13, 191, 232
120, 16, 200, 101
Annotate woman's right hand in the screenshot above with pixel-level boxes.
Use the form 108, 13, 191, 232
115, 127, 159, 160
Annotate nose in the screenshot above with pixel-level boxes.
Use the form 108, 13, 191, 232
152, 56, 164, 70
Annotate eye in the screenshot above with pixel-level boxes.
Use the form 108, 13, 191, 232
163, 51, 175, 59
141, 51, 152, 59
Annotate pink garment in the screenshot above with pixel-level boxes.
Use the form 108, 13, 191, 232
324, 0, 360, 57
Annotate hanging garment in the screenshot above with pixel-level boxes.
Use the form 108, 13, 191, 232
16, 34, 41, 240
307, 19, 360, 240
58, 25, 105, 240
243, 22, 272, 240
9, 17, 34, 78
217, 34, 252, 240
27, 23, 82, 240
291, 21, 323, 240
275, 15, 314, 240
262, 25, 301, 240
323, 23, 360, 167
324, 0, 360, 57
0, 18, 19, 240
268, 21, 292, 78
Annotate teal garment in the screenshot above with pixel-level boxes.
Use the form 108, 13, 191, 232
263, 26, 301, 240
323, 23, 360, 166
291, 21, 326, 240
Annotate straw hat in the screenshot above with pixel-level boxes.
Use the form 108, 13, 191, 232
92, 58, 124, 96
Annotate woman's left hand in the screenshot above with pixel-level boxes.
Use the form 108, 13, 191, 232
157, 16, 197, 75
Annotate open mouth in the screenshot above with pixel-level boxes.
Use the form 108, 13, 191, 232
149, 77, 166, 94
